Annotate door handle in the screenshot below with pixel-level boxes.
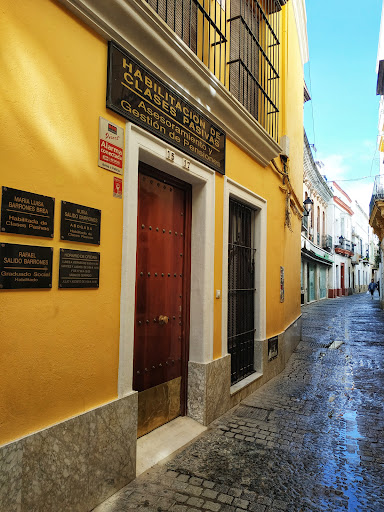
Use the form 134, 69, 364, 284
158, 315, 169, 325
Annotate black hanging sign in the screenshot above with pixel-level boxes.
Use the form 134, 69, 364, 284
106, 41, 226, 174
59, 248, 100, 288
0, 187, 54, 238
0, 243, 53, 289
61, 201, 101, 245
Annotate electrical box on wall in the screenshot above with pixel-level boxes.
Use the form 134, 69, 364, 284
280, 135, 290, 158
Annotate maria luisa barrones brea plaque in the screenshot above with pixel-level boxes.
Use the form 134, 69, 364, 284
0, 243, 53, 289
59, 248, 100, 288
1, 187, 54, 238
61, 201, 101, 245
106, 41, 226, 174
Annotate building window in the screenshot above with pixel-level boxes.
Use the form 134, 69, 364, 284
228, 198, 256, 385
145, 0, 282, 141
228, 0, 281, 140
145, 0, 228, 84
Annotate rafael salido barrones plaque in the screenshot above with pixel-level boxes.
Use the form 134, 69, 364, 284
61, 201, 101, 245
0, 243, 53, 289
59, 249, 100, 288
1, 187, 54, 238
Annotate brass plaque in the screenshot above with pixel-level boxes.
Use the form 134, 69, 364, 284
137, 377, 181, 438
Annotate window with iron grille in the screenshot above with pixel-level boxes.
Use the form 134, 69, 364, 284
145, 0, 228, 84
228, 199, 256, 385
144, 0, 282, 141
228, 0, 281, 140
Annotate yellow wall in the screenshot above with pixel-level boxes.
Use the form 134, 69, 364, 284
280, 2, 305, 329
224, 1, 304, 340
0, 0, 124, 445
0, 0, 305, 445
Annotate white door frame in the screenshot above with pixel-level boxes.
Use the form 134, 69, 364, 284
118, 123, 216, 397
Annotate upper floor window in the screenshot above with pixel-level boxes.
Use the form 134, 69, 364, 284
144, 0, 282, 141
228, 0, 281, 140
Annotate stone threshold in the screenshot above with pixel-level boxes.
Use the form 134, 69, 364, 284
136, 416, 206, 477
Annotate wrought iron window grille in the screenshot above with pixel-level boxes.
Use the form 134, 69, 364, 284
144, 0, 282, 141
228, 199, 256, 385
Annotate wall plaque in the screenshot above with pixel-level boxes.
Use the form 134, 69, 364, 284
107, 41, 226, 174
0, 243, 53, 289
1, 187, 54, 238
98, 117, 124, 174
61, 201, 101, 245
59, 249, 100, 288
268, 336, 278, 361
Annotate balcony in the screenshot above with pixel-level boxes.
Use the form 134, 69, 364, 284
322, 234, 333, 252
334, 237, 354, 257
369, 176, 384, 240
301, 214, 308, 232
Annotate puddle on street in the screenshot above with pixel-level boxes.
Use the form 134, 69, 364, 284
318, 355, 366, 511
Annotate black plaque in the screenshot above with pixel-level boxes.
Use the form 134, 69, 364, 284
0, 243, 53, 289
107, 41, 226, 174
59, 248, 100, 288
268, 336, 278, 362
1, 187, 54, 238
61, 201, 101, 245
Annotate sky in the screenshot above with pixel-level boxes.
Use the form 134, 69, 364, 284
303, 0, 383, 214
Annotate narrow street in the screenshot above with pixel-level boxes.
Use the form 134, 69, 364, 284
95, 292, 384, 512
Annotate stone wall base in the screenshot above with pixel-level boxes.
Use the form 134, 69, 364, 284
0, 392, 138, 512
188, 316, 302, 426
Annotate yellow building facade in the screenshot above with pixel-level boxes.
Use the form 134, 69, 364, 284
0, 0, 308, 509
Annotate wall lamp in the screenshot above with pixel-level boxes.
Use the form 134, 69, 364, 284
303, 197, 313, 216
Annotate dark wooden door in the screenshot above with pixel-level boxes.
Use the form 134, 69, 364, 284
341, 263, 345, 293
134, 163, 191, 437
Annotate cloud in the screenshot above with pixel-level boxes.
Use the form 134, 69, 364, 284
317, 153, 350, 181
315, 152, 374, 215
343, 181, 374, 216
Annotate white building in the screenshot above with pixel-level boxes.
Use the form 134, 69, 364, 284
327, 181, 354, 297
351, 201, 376, 292
301, 133, 333, 304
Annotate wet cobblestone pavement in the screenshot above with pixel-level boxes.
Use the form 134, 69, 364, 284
95, 293, 384, 512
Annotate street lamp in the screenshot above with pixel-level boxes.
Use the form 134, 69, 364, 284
303, 197, 313, 216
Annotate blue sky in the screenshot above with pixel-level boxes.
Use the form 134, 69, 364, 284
304, 0, 383, 212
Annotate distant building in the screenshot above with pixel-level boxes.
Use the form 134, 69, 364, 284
301, 133, 333, 304
327, 181, 355, 297
351, 201, 377, 293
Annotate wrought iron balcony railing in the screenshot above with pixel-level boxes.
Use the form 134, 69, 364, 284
301, 214, 308, 231
369, 175, 384, 217
322, 234, 332, 251
335, 237, 354, 255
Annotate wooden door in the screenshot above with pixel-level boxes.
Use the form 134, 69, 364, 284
134, 163, 191, 437
341, 263, 345, 293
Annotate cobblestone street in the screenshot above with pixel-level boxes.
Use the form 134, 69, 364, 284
94, 293, 384, 512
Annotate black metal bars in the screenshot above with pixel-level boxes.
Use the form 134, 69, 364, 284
144, 0, 282, 141
228, 199, 256, 385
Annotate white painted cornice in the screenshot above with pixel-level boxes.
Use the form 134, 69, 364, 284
292, 0, 309, 66
57, 0, 282, 166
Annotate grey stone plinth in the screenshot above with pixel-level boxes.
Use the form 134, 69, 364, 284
188, 355, 231, 426
0, 392, 137, 512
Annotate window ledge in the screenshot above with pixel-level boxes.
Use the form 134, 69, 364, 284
58, 0, 282, 167
230, 371, 263, 396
